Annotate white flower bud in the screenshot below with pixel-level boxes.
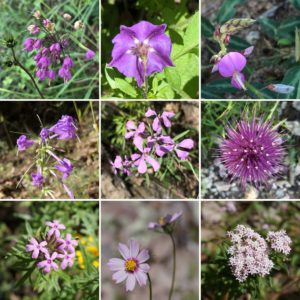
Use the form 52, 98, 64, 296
74, 20, 84, 30
63, 13, 72, 21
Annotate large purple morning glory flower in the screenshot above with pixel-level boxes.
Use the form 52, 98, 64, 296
109, 21, 174, 87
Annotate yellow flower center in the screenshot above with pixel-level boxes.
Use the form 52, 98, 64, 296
159, 217, 165, 225
125, 259, 137, 272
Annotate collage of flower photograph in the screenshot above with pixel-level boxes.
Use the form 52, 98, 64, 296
1, 0, 300, 299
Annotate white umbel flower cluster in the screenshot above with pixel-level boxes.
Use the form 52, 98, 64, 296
266, 230, 292, 255
227, 225, 275, 282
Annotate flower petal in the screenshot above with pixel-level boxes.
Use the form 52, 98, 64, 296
145, 108, 157, 117
125, 273, 136, 292
218, 52, 246, 77
139, 263, 150, 273
112, 270, 128, 284
135, 270, 148, 286
118, 243, 130, 260
137, 249, 150, 263
126, 120, 136, 130
145, 155, 160, 172
138, 156, 147, 174
107, 258, 125, 271
231, 72, 246, 90
130, 21, 165, 42
152, 117, 161, 132
129, 240, 139, 258
178, 139, 194, 149
146, 50, 174, 76
175, 149, 190, 160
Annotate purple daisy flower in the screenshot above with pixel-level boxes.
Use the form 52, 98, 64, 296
26, 238, 48, 259
17, 135, 34, 151
148, 212, 182, 233
220, 117, 285, 186
107, 239, 150, 292
109, 21, 174, 87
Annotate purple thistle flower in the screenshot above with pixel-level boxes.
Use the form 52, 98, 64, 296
40, 128, 50, 142
57, 250, 75, 270
145, 108, 175, 132
55, 158, 73, 179
58, 66, 72, 82
109, 21, 174, 87
46, 220, 66, 239
26, 238, 48, 259
37, 252, 59, 273
23, 38, 35, 52
31, 171, 45, 186
107, 239, 150, 292
220, 117, 285, 186
148, 211, 182, 233
85, 49, 96, 60
57, 233, 78, 252
174, 138, 194, 160
17, 135, 34, 151
49, 115, 77, 140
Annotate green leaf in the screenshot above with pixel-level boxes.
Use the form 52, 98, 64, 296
289, 0, 300, 10
201, 16, 214, 38
278, 17, 300, 37
114, 78, 138, 98
183, 11, 199, 52
104, 66, 117, 89
201, 79, 237, 99
164, 67, 181, 89
258, 17, 279, 39
282, 65, 300, 98
229, 36, 251, 50
278, 38, 293, 46
217, 0, 245, 24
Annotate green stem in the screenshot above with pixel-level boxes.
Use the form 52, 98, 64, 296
168, 233, 176, 300
11, 48, 45, 99
147, 273, 152, 300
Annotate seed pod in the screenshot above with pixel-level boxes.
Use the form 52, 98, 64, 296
220, 18, 256, 35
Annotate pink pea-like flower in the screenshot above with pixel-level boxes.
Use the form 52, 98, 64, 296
46, 220, 66, 239
26, 238, 48, 259
37, 252, 59, 273
218, 52, 247, 90
107, 239, 150, 292
57, 233, 78, 252
85, 49, 96, 60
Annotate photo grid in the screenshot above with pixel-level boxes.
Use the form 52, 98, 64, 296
0, 0, 299, 299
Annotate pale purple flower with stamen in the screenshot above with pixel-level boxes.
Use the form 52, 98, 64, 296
85, 49, 96, 60
40, 128, 50, 142
46, 220, 66, 239
31, 171, 45, 186
49, 115, 77, 140
37, 252, 59, 273
55, 158, 73, 179
131, 145, 160, 174
57, 251, 75, 270
109, 21, 174, 87
175, 139, 194, 160
267, 230, 292, 255
220, 117, 285, 186
107, 239, 150, 292
218, 52, 247, 90
57, 233, 78, 252
148, 212, 182, 232
26, 238, 48, 259
17, 135, 34, 151
145, 108, 175, 132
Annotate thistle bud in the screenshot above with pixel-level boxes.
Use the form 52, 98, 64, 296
5, 37, 17, 48
220, 18, 256, 35
74, 20, 84, 30
63, 13, 72, 21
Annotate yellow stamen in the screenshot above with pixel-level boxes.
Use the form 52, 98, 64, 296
125, 259, 137, 272
159, 217, 165, 225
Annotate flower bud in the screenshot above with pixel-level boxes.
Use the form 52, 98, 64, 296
27, 24, 40, 35
33, 10, 41, 19
74, 20, 84, 30
63, 13, 72, 21
220, 18, 256, 35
